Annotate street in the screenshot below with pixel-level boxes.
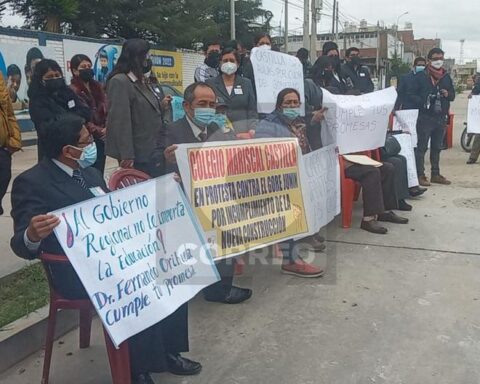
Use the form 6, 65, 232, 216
1, 93, 479, 384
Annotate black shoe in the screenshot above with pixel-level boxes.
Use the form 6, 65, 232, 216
223, 286, 252, 304
409, 187, 427, 197
360, 220, 388, 234
398, 199, 413, 211
467, 159, 476, 164
378, 211, 409, 224
132, 373, 155, 384
166, 353, 202, 376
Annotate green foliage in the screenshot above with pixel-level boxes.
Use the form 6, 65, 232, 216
0, 263, 49, 329
389, 53, 411, 80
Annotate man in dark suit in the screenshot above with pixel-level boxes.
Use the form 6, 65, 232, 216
10, 114, 201, 384
161, 82, 252, 305
341, 47, 375, 94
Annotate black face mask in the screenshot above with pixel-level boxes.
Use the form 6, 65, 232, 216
330, 56, 341, 69
79, 68, 94, 82
205, 51, 220, 69
44, 78, 65, 92
143, 58, 153, 74
350, 57, 362, 67
323, 70, 334, 81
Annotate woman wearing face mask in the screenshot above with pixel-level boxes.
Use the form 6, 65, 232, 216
207, 47, 257, 134
106, 38, 165, 177
28, 59, 91, 162
70, 54, 107, 174
255, 88, 326, 278
313, 41, 351, 95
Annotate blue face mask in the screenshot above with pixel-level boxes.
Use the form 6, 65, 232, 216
74, 143, 97, 168
415, 66, 426, 74
212, 113, 227, 128
283, 108, 301, 120
193, 108, 216, 127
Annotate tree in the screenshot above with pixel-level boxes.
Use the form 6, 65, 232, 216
389, 53, 411, 81
10, 0, 79, 33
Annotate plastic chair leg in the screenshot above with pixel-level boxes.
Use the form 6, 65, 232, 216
79, 308, 93, 349
103, 328, 132, 384
234, 257, 245, 276
41, 304, 58, 384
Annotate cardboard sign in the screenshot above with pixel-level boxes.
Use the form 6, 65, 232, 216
394, 133, 420, 188
393, 109, 419, 147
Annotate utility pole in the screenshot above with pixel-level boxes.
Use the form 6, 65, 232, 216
284, 0, 289, 53
376, 21, 381, 87
335, 1, 339, 43
303, 0, 310, 50
310, 0, 322, 62
331, 0, 336, 37
230, 0, 236, 39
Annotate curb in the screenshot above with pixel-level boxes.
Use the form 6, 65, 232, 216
0, 305, 80, 374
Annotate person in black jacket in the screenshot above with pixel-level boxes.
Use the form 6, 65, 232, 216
11, 114, 202, 383
341, 47, 374, 94
411, 48, 455, 186
395, 57, 427, 110
28, 59, 91, 161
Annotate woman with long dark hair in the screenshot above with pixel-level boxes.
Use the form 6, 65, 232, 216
256, 88, 326, 278
28, 58, 91, 161
70, 54, 107, 174
105, 38, 164, 176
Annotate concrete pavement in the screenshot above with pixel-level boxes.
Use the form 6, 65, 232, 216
1, 93, 479, 383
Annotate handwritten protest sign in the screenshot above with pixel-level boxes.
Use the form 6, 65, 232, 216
393, 109, 419, 147
53, 175, 219, 347
300, 145, 340, 233
322, 87, 397, 154
394, 133, 419, 188
467, 96, 480, 134
250, 48, 305, 115
171, 96, 186, 122
176, 138, 310, 259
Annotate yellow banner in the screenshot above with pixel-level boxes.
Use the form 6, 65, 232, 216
179, 139, 309, 259
150, 49, 183, 92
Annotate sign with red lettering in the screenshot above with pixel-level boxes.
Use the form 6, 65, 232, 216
176, 138, 310, 259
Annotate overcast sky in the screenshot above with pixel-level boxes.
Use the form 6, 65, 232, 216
1, 1, 479, 62
263, 0, 480, 62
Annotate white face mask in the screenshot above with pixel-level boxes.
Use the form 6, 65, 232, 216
221, 62, 238, 75
431, 60, 444, 70
258, 44, 271, 51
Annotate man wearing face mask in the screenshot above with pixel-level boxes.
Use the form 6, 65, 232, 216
194, 40, 222, 82
159, 82, 252, 305
315, 41, 350, 95
341, 47, 374, 94
395, 57, 427, 111
413, 48, 455, 186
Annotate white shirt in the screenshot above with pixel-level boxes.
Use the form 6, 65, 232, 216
186, 115, 207, 141
24, 160, 77, 252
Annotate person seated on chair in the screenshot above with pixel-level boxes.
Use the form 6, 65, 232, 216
10, 114, 202, 384
158, 81, 253, 305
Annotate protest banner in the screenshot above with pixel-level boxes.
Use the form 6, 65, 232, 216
175, 138, 310, 259
322, 87, 397, 155
53, 175, 219, 348
250, 48, 305, 115
300, 145, 341, 233
394, 133, 419, 188
393, 109, 419, 147
467, 95, 480, 134
150, 49, 184, 92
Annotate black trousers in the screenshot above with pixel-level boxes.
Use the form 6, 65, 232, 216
416, 113, 446, 177
345, 163, 397, 217
0, 148, 12, 214
51, 263, 189, 376
470, 134, 480, 162
202, 260, 235, 301
383, 155, 409, 200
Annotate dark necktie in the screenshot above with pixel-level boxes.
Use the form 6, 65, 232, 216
198, 131, 207, 142
72, 169, 88, 190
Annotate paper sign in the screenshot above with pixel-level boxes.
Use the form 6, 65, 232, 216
53, 175, 219, 348
171, 96, 186, 122
393, 109, 419, 147
175, 138, 310, 260
342, 155, 382, 167
300, 145, 341, 234
250, 48, 305, 115
467, 96, 480, 134
394, 133, 419, 188
322, 87, 397, 155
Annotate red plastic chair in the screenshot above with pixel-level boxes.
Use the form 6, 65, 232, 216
108, 168, 151, 190
39, 253, 131, 384
339, 149, 381, 229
